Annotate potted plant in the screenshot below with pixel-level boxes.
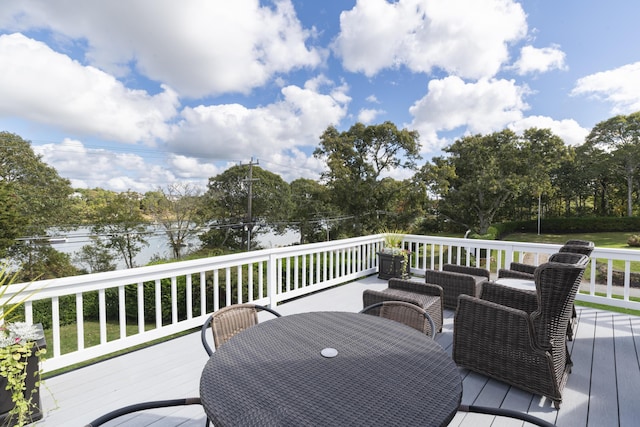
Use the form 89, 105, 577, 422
378, 232, 411, 280
0, 265, 47, 427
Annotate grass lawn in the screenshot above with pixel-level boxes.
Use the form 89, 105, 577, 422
503, 231, 640, 273
502, 231, 640, 249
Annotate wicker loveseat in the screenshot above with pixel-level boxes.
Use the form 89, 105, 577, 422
452, 255, 589, 409
362, 278, 443, 333
424, 264, 490, 310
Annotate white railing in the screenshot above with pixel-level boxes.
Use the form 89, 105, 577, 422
2, 234, 639, 372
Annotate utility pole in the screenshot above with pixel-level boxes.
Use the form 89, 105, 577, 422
242, 157, 259, 251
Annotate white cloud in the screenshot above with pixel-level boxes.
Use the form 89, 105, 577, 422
409, 76, 530, 151
508, 116, 589, 146
571, 62, 640, 114
167, 77, 350, 160
358, 108, 385, 124
366, 95, 380, 104
0, 33, 179, 144
513, 45, 567, 75
334, 0, 527, 79
32, 138, 216, 193
0, 0, 323, 97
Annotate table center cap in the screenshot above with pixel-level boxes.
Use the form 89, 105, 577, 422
321, 347, 338, 358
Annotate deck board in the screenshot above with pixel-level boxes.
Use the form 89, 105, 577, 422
588, 311, 620, 427
613, 314, 640, 427
35, 275, 639, 426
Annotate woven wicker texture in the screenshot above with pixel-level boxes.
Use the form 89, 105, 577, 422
200, 312, 462, 426
210, 304, 260, 348
361, 300, 436, 337
424, 265, 489, 309
362, 278, 443, 332
496, 243, 594, 341
453, 256, 588, 409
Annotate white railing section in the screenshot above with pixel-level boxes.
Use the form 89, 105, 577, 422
2, 235, 382, 372
2, 234, 639, 373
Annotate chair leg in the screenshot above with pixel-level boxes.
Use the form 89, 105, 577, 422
459, 405, 556, 426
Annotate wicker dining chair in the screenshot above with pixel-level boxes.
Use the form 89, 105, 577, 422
84, 397, 203, 426
200, 303, 282, 356
453, 255, 588, 409
360, 301, 437, 338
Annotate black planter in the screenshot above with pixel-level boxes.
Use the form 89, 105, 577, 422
377, 252, 410, 280
0, 324, 46, 425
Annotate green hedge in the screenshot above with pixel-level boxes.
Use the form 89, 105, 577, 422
497, 217, 640, 237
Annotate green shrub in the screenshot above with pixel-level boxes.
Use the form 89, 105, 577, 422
628, 235, 640, 247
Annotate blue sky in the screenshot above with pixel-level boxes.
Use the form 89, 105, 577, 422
0, 0, 639, 193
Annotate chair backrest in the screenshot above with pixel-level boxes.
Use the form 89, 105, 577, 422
548, 251, 588, 265
360, 301, 436, 338
201, 303, 282, 355
559, 240, 594, 257
530, 255, 588, 350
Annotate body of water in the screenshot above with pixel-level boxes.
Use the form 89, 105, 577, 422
49, 227, 300, 270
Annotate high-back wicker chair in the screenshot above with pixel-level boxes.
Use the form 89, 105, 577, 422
498, 239, 594, 280
200, 303, 281, 356
360, 301, 437, 338
453, 255, 589, 409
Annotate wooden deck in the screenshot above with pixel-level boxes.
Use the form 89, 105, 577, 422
36, 275, 640, 426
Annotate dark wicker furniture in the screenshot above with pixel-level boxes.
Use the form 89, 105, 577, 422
425, 264, 490, 309
453, 255, 589, 409
498, 240, 594, 280
497, 241, 594, 340
200, 303, 281, 355
84, 398, 203, 426
360, 300, 437, 337
200, 312, 462, 426
362, 278, 443, 333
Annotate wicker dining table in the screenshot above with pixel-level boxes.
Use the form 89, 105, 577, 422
199, 311, 462, 427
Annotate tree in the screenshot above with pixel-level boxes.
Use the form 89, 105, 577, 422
430, 130, 525, 234
10, 243, 79, 282
289, 178, 336, 243
313, 122, 421, 236
585, 112, 640, 216
143, 183, 205, 259
73, 239, 117, 273
202, 164, 292, 250
0, 132, 75, 235
91, 191, 149, 268
0, 182, 27, 257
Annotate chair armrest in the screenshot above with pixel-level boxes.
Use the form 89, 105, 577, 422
388, 278, 443, 298
510, 262, 537, 275
480, 282, 538, 314
497, 269, 534, 280
443, 264, 490, 279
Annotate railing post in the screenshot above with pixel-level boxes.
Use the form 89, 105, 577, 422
267, 251, 279, 307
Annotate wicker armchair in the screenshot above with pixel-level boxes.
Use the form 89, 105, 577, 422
453, 255, 588, 409
424, 264, 490, 309
362, 278, 443, 333
360, 301, 437, 338
498, 240, 594, 280
200, 303, 281, 355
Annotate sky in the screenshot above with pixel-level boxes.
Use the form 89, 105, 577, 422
1, 0, 639, 194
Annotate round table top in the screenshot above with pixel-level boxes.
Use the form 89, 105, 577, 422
200, 311, 462, 427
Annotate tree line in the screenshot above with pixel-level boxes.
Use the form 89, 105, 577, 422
1, 111, 639, 280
